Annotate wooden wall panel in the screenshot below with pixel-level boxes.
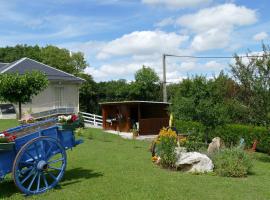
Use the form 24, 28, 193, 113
139, 118, 169, 135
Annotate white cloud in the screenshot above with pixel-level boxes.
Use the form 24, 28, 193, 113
253, 32, 268, 41
85, 61, 155, 81
97, 31, 189, 59
177, 3, 257, 32
142, 0, 212, 9
176, 3, 257, 51
191, 28, 230, 51
155, 17, 175, 27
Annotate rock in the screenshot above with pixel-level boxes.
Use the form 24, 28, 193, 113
207, 137, 222, 154
175, 151, 214, 173
175, 146, 187, 154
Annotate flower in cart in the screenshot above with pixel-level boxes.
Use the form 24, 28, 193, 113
0, 131, 16, 143
71, 114, 78, 122
58, 115, 67, 123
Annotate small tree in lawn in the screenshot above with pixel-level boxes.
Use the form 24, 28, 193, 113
0, 71, 49, 119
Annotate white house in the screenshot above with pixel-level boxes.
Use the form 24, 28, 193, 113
0, 57, 85, 119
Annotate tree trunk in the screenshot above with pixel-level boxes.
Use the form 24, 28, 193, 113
18, 101, 22, 119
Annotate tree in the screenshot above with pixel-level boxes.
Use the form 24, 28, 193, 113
170, 75, 230, 142
41, 45, 87, 74
0, 71, 49, 119
231, 44, 270, 126
78, 73, 99, 114
130, 66, 161, 101
0, 44, 88, 75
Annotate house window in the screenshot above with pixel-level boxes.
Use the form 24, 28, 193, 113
54, 87, 64, 108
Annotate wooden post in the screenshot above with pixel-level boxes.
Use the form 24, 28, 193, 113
138, 104, 141, 133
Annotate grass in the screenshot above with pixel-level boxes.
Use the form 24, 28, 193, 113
0, 123, 270, 199
0, 119, 19, 132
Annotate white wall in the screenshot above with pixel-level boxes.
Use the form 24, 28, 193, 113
0, 81, 81, 119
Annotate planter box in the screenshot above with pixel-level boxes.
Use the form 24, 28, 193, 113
0, 142, 15, 152
58, 121, 80, 131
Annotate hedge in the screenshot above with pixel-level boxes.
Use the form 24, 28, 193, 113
211, 124, 270, 153
174, 120, 205, 135
174, 120, 270, 153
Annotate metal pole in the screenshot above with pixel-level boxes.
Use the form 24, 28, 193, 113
162, 54, 167, 102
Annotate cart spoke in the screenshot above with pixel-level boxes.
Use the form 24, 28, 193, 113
25, 151, 36, 161
36, 173, 41, 192
42, 173, 48, 188
34, 143, 40, 160
48, 158, 64, 164
27, 172, 38, 191
45, 142, 53, 161
48, 166, 62, 171
19, 161, 34, 167
20, 166, 33, 175
48, 172, 57, 181
21, 168, 35, 184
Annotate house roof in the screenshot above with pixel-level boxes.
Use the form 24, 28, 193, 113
99, 101, 170, 105
0, 57, 85, 83
0, 62, 9, 69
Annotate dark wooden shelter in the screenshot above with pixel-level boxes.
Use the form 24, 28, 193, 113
100, 101, 170, 135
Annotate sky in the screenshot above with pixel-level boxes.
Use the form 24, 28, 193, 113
0, 0, 270, 82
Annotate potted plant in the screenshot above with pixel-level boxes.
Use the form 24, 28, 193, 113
0, 132, 16, 151
58, 114, 81, 130
130, 125, 139, 139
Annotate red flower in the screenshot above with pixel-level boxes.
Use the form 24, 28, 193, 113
71, 114, 78, 122
1, 131, 16, 142
7, 135, 16, 142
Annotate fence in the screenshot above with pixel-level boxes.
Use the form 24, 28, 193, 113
79, 112, 103, 128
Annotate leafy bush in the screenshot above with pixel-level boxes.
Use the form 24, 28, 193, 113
212, 148, 253, 177
156, 128, 178, 168
180, 134, 207, 152
175, 119, 270, 153
174, 120, 206, 152
210, 124, 270, 153
174, 120, 205, 136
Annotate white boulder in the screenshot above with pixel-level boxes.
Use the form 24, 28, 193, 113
207, 137, 222, 154
175, 151, 214, 173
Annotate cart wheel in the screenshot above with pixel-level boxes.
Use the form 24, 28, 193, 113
12, 136, 67, 195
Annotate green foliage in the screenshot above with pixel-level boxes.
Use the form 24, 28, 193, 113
231, 44, 270, 126
0, 45, 88, 75
0, 71, 48, 103
156, 128, 178, 168
174, 120, 205, 135
41, 45, 87, 74
181, 136, 207, 152
171, 74, 231, 142
130, 66, 161, 101
78, 73, 99, 114
0, 71, 48, 118
212, 148, 253, 177
210, 124, 270, 153
175, 119, 270, 153
174, 120, 206, 152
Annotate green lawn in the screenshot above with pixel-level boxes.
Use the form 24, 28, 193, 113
0, 119, 19, 132
1, 126, 270, 199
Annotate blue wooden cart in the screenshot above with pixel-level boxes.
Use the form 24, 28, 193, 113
0, 119, 83, 195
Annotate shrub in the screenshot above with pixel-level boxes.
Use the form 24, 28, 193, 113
180, 134, 207, 152
156, 128, 178, 168
174, 120, 205, 136
175, 119, 270, 153
212, 148, 253, 177
210, 124, 270, 153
